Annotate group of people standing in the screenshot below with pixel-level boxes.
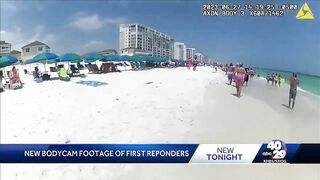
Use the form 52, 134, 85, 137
266, 73, 283, 87
225, 63, 254, 97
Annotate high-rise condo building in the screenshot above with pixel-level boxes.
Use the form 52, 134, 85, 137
119, 24, 174, 58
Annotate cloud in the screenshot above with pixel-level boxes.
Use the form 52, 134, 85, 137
105, 17, 127, 24
71, 14, 104, 31
70, 13, 127, 31
1, 1, 18, 11
1, 25, 58, 52
82, 41, 107, 53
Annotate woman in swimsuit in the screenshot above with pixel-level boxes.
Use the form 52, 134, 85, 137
226, 63, 234, 85
235, 64, 245, 97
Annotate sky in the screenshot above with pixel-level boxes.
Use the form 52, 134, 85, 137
1, 0, 319, 75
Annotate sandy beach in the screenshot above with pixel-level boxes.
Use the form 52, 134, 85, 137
1, 66, 319, 179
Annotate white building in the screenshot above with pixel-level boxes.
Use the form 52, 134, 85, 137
0, 41, 11, 55
186, 48, 196, 60
173, 42, 186, 60
21, 41, 51, 61
119, 24, 174, 58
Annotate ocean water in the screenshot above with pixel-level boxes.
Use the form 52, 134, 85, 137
253, 68, 320, 96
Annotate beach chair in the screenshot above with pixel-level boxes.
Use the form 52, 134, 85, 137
91, 64, 102, 74
50, 67, 58, 72
70, 64, 80, 77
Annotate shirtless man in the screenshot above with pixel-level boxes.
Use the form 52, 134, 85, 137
235, 64, 246, 97
289, 73, 299, 109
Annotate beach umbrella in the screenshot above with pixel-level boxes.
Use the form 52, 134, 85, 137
0, 55, 18, 68
143, 56, 152, 62
120, 55, 129, 61
59, 53, 82, 63
32, 52, 58, 71
103, 54, 122, 62
84, 53, 104, 63
33, 52, 58, 62
24, 58, 38, 65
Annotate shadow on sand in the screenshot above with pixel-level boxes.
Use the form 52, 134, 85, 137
231, 93, 242, 98
281, 103, 291, 109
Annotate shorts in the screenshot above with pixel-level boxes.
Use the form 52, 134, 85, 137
289, 88, 297, 99
227, 72, 233, 80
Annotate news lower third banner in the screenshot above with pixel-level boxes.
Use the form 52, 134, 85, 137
0, 141, 319, 164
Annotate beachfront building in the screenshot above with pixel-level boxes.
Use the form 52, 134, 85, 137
100, 49, 118, 55
0, 41, 12, 55
119, 24, 174, 58
173, 42, 187, 61
121, 47, 151, 56
21, 41, 51, 61
186, 48, 196, 60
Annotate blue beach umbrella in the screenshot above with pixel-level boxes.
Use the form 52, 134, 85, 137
59, 53, 82, 63
120, 55, 129, 61
32, 52, 58, 71
33, 52, 58, 63
103, 54, 122, 62
84, 53, 104, 63
24, 58, 39, 65
0, 55, 18, 68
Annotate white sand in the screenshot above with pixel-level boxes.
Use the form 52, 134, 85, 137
1, 66, 319, 179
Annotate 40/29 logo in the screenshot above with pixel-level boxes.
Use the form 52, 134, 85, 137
262, 140, 287, 163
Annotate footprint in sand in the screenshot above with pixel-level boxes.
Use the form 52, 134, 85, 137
65, 139, 71, 144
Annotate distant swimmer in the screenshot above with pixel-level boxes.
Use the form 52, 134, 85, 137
289, 73, 299, 109
227, 63, 235, 85
235, 64, 245, 97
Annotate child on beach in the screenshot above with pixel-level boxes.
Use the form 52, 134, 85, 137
277, 75, 281, 87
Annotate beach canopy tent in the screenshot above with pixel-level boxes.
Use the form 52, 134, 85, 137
84, 53, 104, 63
59, 53, 82, 63
0, 55, 18, 68
102, 54, 123, 62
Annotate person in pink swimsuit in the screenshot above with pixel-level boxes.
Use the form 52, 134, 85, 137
235, 64, 245, 97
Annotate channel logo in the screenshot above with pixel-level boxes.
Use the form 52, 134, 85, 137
262, 140, 287, 163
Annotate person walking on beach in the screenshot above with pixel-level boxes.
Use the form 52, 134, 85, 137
271, 73, 275, 86
244, 68, 249, 86
289, 73, 299, 109
235, 64, 245, 97
192, 56, 198, 71
266, 74, 271, 84
277, 74, 282, 87
227, 63, 235, 85
187, 58, 192, 70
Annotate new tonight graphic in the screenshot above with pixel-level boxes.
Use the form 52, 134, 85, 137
0, 142, 319, 164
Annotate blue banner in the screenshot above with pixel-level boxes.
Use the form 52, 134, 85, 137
0, 143, 320, 163
0, 144, 198, 163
